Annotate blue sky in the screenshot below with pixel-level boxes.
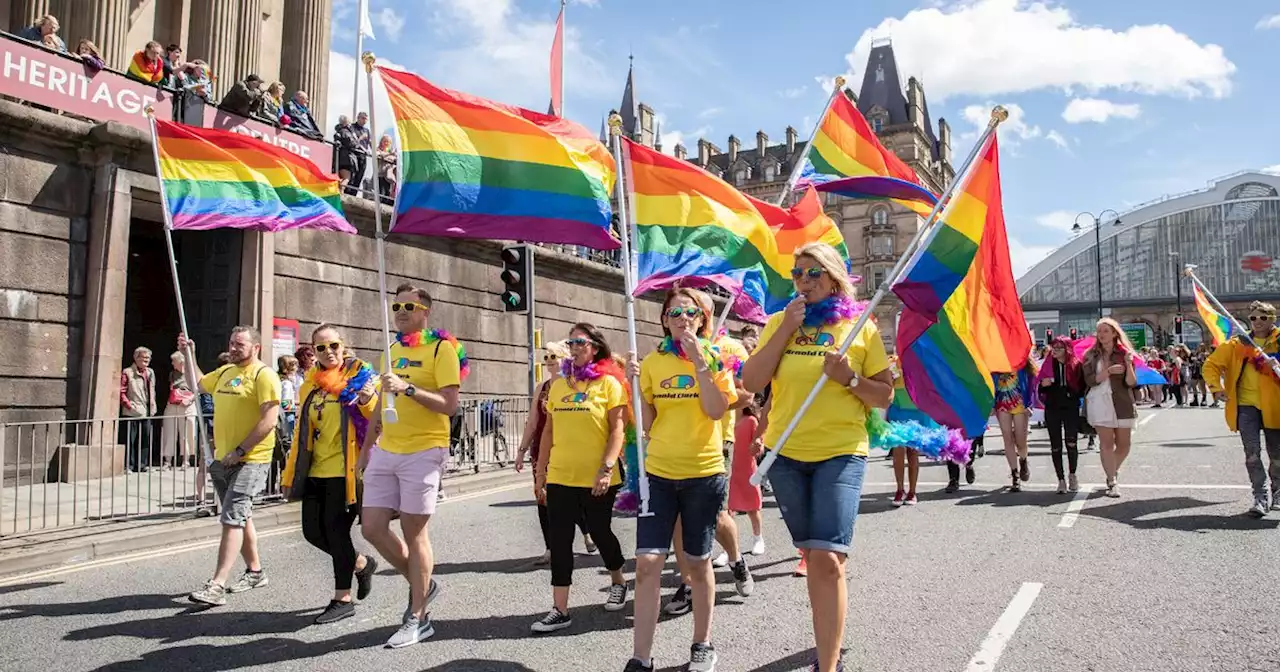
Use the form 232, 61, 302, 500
327, 0, 1280, 278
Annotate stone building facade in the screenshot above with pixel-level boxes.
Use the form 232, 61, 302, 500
2, 0, 331, 120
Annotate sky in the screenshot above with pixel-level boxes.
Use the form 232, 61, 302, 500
325, 0, 1280, 279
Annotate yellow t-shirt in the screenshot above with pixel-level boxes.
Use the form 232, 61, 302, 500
1239, 361, 1262, 408
545, 375, 625, 488
199, 362, 282, 463
305, 390, 346, 478
714, 336, 750, 441
380, 339, 461, 454
754, 312, 891, 461
641, 351, 738, 479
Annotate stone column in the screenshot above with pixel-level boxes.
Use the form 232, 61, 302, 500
235, 0, 263, 79
280, 0, 332, 126
9, 0, 48, 31
50, 0, 129, 69
238, 231, 274, 335
187, 0, 241, 100
78, 162, 131, 425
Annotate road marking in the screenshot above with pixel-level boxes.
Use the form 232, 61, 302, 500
964, 582, 1043, 672
864, 481, 1249, 490
1057, 489, 1096, 528
0, 480, 529, 587
1138, 409, 1164, 428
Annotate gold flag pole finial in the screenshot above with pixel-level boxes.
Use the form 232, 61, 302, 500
362, 51, 376, 74
833, 75, 846, 89
991, 105, 1010, 125
608, 113, 623, 136
1183, 263, 1199, 278
144, 104, 155, 117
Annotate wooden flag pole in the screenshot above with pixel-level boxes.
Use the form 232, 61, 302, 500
751, 106, 1008, 485
363, 52, 398, 424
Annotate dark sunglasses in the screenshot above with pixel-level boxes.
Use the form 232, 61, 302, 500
567, 337, 590, 347
1250, 315, 1275, 322
542, 354, 560, 363
666, 306, 702, 319
313, 341, 342, 353
791, 267, 824, 280
391, 302, 427, 313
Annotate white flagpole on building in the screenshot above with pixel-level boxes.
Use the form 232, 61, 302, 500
774, 75, 845, 207
751, 106, 1009, 485
1184, 266, 1280, 378
363, 52, 398, 425
353, 0, 374, 121
609, 113, 652, 517
144, 108, 214, 467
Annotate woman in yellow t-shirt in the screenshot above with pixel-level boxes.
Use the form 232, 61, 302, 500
281, 324, 380, 625
627, 288, 738, 672
531, 323, 629, 634
740, 242, 894, 672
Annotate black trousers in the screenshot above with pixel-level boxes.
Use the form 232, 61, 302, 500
545, 483, 625, 587
946, 436, 979, 481
537, 501, 589, 551
300, 477, 360, 591
1044, 406, 1079, 479
122, 418, 154, 471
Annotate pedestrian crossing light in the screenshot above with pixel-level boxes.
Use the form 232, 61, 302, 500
1174, 315, 1183, 336
500, 244, 532, 313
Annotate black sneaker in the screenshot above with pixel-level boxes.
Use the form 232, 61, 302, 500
730, 559, 754, 597
604, 582, 629, 612
314, 599, 355, 624
664, 584, 692, 615
355, 555, 378, 601
945, 479, 960, 494
689, 643, 718, 672
623, 658, 654, 672
808, 661, 845, 671
1018, 458, 1031, 482
530, 606, 573, 633
1009, 471, 1022, 493
965, 465, 976, 484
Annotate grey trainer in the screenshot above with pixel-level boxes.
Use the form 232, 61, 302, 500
188, 580, 228, 606
227, 570, 268, 593
386, 614, 434, 648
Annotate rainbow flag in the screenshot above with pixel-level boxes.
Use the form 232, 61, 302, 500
379, 67, 618, 250
894, 135, 1029, 436
625, 140, 845, 323
153, 119, 351, 233
1193, 283, 1235, 346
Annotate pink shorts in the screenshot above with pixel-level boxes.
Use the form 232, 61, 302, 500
362, 446, 446, 515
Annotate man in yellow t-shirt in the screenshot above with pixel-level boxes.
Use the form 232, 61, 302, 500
179, 326, 282, 607
361, 283, 461, 649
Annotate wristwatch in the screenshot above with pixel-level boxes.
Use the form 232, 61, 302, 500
847, 375, 861, 390
404, 385, 417, 398
601, 459, 616, 471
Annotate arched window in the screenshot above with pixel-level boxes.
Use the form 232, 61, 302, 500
1225, 182, 1278, 201
763, 164, 776, 181
871, 208, 889, 227
734, 169, 746, 185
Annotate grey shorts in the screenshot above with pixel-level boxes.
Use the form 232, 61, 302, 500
210, 461, 270, 528
721, 442, 734, 508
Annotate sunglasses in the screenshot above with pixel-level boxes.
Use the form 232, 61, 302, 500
665, 306, 702, 319
314, 341, 343, 353
542, 354, 560, 363
1250, 315, 1275, 322
790, 267, 824, 280
391, 302, 428, 313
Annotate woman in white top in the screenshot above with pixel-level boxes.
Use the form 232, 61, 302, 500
1081, 318, 1138, 498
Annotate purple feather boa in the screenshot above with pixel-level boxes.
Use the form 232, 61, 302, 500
803, 295, 868, 327
560, 358, 603, 381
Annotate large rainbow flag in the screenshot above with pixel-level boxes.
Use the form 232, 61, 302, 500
153, 119, 350, 232
625, 139, 846, 323
894, 134, 1029, 436
379, 67, 619, 250
1193, 283, 1235, 346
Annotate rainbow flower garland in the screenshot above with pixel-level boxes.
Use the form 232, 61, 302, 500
803, 295, 868, 327
657, 336, 723, 371
397, 328, 471, 381
311, 359, 376, 449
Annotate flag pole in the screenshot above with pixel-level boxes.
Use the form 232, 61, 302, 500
1183, 265, 1280, 378
751, 105, 1008, 485
557, 0, 566, 118
713, 289, 741, 336
609, 113, 653, 517
144, 108, 214, 467
352, 0, 365, 121
363, 52, 398, 424
774, 76, 844, 207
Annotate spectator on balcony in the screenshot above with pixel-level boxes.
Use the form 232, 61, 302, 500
349, 112, 372, 197
334, 115, 357, 193
163, 44, 184, 84
220, 74, 263, 118
285, 91, 322, 139
377, 134, 398, 203
257, 82, 288, 125
127, 41, 166, 85
18, 14, 66, 53
73, 39, 105, 74
121, 346, 158, 473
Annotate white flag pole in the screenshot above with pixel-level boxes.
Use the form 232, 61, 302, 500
144, 108, 214, 467
1183, 266, 1280, 378
363, 52, 398, 424
751, 106, 1009, 485
774, 75, 845, 207
353, 0, 373, 120
712, 290, 741, 337
609, 113, 652, 517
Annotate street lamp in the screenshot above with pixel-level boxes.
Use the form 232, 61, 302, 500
1170, 251, 1183, 344
1072, 209, 1121, 321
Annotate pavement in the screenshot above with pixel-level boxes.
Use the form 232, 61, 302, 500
0, 405, 1278, 672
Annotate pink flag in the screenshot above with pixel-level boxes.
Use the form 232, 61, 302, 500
549, 3, 564, 117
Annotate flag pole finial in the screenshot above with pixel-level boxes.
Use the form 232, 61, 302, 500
833, 75, 846, 89
608, 113, 623, 135
1183, 263, 1198, 277
991, 105, 1009, 124
362, 51, 376, 74
144, 104, 154, 117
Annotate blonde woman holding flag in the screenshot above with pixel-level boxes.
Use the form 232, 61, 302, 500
741, 242, 894, 672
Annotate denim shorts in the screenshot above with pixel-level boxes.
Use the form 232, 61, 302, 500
767, 453, 866, 555
635, 473, 727, 559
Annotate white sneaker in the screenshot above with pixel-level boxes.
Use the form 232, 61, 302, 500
711, 551, 729, 568
749, 536, 766, 556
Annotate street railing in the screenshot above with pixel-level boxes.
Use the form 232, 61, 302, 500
447, 396, 531, 475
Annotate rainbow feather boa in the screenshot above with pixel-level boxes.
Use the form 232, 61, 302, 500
397, 329, 470, 381
866, 410, 970, 465
803, 295, 868, 327
657, 336, 723, 371
310, 359, 376, 450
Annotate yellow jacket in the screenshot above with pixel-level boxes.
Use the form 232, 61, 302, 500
282, 361, 379, 505
1202, 332, 1280, 431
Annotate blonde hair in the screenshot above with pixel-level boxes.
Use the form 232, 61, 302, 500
1088, 317, 1135, 357
794, 242, 856, 299
170, 351, 185, 364
267, 81, 285, 96
1249, 300, 1277, 316
661, 287, 715, 339
544, 339, 571, 359
76, 39, 100, 57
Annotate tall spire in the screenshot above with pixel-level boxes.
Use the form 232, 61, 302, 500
653, 117, 662, 152
619, 52, 639, 140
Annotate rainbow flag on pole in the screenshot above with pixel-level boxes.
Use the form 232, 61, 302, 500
379, 67, 618, 250
625, 140, 845, 323
1193, 283, 1235, 346
894, 134, 1029, 436
153, 119, 350, 232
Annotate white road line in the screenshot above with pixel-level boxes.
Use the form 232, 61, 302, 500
864, 481, 1249, 490
1138, 409, 1164, 427
1057, 489, 1096, 528
964, 582, 1043, 672
0, 480, 529, 587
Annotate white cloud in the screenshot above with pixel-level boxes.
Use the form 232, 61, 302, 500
1257, 15, 1280, 30
838, 0, 1235, 101
1061, 98, 1141, 124
326, 51, 406, 135
1264, 165, 1280, 175
1035, 210, 1080, 232
569, 0, 600, 6
658, 121, 711, 157
697, 107, 723, 120
778, 86, 808, 99
961, 102, 1039, 143
374, 7, 405, 42
1045, 130, 1069, 150
1008, 236, 1058, 279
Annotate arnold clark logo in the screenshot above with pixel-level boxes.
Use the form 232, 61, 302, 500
392, 358, 422, 369
660, 375, 696, 390
562, 392, 588, 403
795, 332, 835, 347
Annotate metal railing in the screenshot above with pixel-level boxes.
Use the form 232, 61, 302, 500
447, 396, 531, 474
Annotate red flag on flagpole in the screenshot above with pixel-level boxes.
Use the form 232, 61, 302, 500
549, 1, 565, 117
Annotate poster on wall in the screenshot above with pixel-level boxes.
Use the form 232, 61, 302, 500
272, 318, 301, 366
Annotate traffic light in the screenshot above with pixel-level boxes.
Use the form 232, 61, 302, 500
1045, 327, 1054, 342
1069, 327, 1078, 340
500, 244, 532, 313
1174, 315, 1183, 336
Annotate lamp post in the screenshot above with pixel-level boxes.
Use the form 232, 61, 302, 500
1072, 209, 1121, 322
1170, 251, 1183, 344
